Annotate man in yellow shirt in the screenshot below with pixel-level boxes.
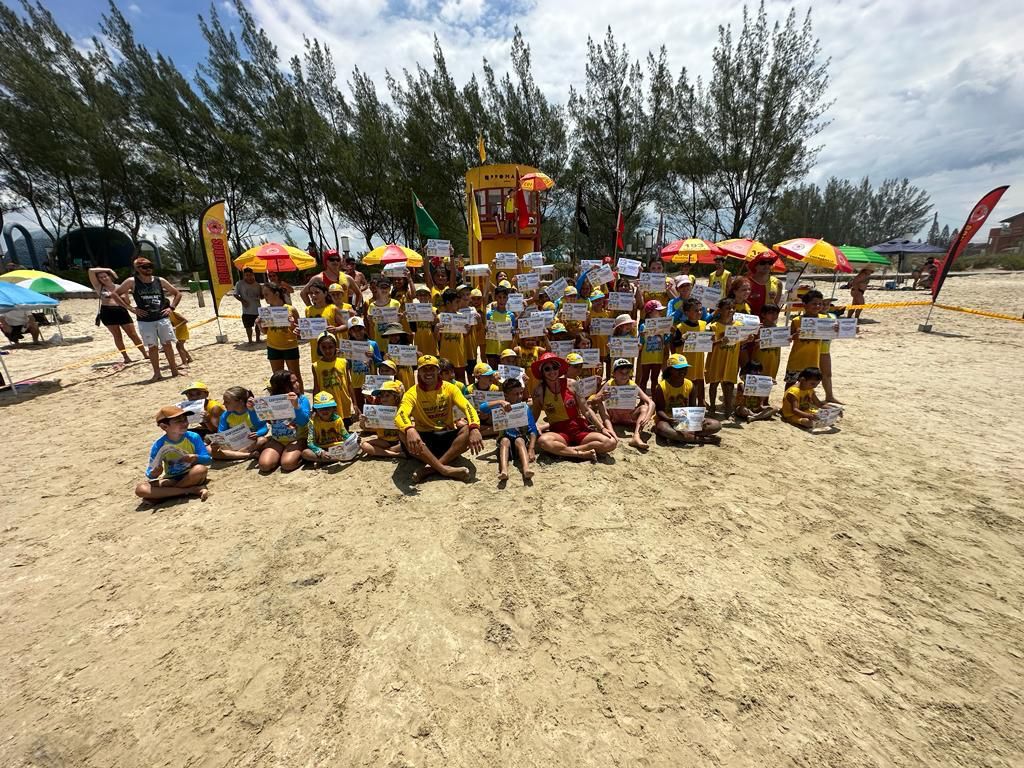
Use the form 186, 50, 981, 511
396, 355, 484, 482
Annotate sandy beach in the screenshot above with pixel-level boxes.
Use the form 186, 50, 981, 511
1, 272, 1023, 767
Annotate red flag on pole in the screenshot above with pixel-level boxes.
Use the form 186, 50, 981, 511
932, 186, 1009, 301
515, 167, 530, 231
615, 207, 625, 250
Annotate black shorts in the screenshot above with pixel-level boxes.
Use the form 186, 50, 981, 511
99, 304, 133, 327
267, 346, 300, 362
2, 324, 23, 342
421, 429, 460, 457
242, 313, 259, 330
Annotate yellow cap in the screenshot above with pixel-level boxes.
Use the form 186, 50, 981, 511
542, 301, 556, 311
499, 348, 517, 359
665, 353, 690, 369
373, 380, 405, 396
312, 391, 337, 409
473, 362, 495, 376
470, 288, 483, 298
565, 352, 584, 365
180, 381, 209, 395
417, 354, 440, 368
497, 280, 513, 289
328, 282, 345, 293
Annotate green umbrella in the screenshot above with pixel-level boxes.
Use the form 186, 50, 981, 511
839, 245, 890, 266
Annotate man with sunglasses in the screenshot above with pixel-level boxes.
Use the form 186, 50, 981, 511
302, 249, 362, 308
745, 253, 783, 315
117, 257, 182, 381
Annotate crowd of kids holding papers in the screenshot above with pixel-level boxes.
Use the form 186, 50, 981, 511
138, 250, 850, 503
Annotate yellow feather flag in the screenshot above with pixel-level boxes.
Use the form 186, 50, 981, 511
477, 134, 486, 164
470, 184, 483, 243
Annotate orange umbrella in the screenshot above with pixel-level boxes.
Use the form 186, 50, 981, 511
362, 244, 424, 267
519, 172, 555, 192
716, 239, 786, 272
773, 238, 853, 273
234, 242, 317, 273
660, 238, 721, 264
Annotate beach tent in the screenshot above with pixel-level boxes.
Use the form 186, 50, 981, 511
16, 275, 93, 295
0, 283, 58, 394
869, 240, 946, 278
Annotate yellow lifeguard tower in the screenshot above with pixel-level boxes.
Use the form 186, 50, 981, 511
465, 164, 542, 269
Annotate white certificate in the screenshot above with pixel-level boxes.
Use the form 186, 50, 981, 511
590, 317, 616, 337
498, 364, 525, 383
800, 317, 837, 340
327, 434, 361, 461
382, 263, 409, 277
683, 331, 714, 353
580, 260, 603, 274
439, 313, 468, 333
672, 406, 706, 431
361, 374, 395, 395
342, 339, 371, 361
700, 285, 721, 309
545, 277, 568, 300
643, 317, 672, 335
724, 325, 751, 343
608, 336, 639, 358
575, 375, 600, 398
486, 320, 514, 341
550, 340, 575, 358
259, 306, 291, 328
689, 284, 705, 302
534, 309, 555, 327
616, 258, 642, 278
253, 394, 294, 422
406, 302, 435, 322
213, 423, 253, 451
298, 316, 328, 340
491, 402, 530, 430
523, 251, 545, 267
462, 263, 490, 278
389, 344, 418, 367
516, 272, 540, 291
759, 327, 790, 348
472, 389, 504, 407
425, 238, 451, 257
517, 316, 546, 338
639, 273, 666, 293
608, 292, 635, 311
363, 404, 398, 429
592, 265, 615, 286
608, 385, 638, 410
370, 305, 400, 325
813, 405, 842, 428
580, 348, 601, 367
735, 313, 761, 332
494, 252, 518, 269
178, 399, 205, 428
561, 302, 589, 321
506, 293, 526, 313
837, 318, 858, 339
744, 374, 773, 398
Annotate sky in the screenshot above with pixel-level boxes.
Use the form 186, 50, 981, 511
21, 0, 1024, 243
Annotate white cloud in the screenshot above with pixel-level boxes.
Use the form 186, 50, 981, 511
128, 3, 141, 13
239, 0, 1024, 237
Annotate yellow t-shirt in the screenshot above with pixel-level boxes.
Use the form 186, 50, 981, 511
265, 305, 297, 350
309, 414, 350, 449
705, 320, 743, 384
708, 270, 731, 291
786, 315, 822, 373
395, 380, 479, 433
324, 303, 353, 339
658, 377, 693, 412
313, 358, 354, 418
782, 384, 817, 421
539, 385, 571, 423
368, 298, 402, 352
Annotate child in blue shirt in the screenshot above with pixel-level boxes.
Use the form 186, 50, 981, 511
136, 405, 212, 503
479, 377, 538, 484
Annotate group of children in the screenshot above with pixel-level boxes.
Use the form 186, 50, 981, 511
137, 256, 846, 502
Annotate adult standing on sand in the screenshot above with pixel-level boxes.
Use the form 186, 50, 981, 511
395, 354, 484, 483
116, 257, 183, 381
301, 250, 360, 308
232, 267, 263, 344
744, 253, 783, 315
88, 267, 144, 368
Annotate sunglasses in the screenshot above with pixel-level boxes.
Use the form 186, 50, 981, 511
326, 257, 341, 262
541, 364, 560, 373
137, 265, 153, 270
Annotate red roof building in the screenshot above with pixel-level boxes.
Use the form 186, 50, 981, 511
987, 212, 1024, 253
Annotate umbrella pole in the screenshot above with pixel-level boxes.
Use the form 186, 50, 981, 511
785, 263, 808, 324
0, 351, 15, 394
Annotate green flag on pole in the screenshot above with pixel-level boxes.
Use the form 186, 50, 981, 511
412, 191, 440, 239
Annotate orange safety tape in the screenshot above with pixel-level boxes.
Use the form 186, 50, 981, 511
933, 304, 1024, 324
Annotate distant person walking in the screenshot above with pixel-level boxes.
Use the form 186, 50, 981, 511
89, 267, 144, 368
846, 268, 874, 319
232, 267, 263, 344
117, 257, 183, 382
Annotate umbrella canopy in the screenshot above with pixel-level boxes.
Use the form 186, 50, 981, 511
716, 238, 773, 260
0, 282, 60, 309
519, 172, 555, 192
362, 244, 424, 268
660, 238, 721, 264
869, 239, 946, 254
0, 268, 61, 284
234, 242, 317, 273
774, 237, 853, 273
16, 276, 93, 294
839, 245, 890, 266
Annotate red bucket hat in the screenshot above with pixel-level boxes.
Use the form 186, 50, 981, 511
530, 350, 568, 380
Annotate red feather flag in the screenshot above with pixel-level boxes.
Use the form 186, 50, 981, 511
615, 207, 625, 250
932, 186, 1009, 301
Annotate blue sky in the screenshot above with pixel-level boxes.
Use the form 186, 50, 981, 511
27, 0, 1024, 240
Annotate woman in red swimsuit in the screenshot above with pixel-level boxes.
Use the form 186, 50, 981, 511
530, 352, 617, 460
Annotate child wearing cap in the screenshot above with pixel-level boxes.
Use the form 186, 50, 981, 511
708, 254, 732, 296
735, 360, 777, 422
367, 276, 402, 354
603, 357, 656, 451
381, 324, 416, 391
304, 279, 333, 385
136, 405, 212, 503
312, 333, 356, 423
587, 291, 612, 369
485, 284, 515, 369
325, 283, 354, 339
638, 299, 669, 394
557, 286, 589, 336
212, 386, 268, 460
180, 381, 224, 437
479, 377, 538, 483
302, 392, 353, 464
359, 380, 406, 459
347, 316, 382, 411
467, 287, 486, 370
609, 313, 638, 379
409, 285, 439, 356
436, 289, 467, 383
467, 362, 500, 434
652, 354, 722, 445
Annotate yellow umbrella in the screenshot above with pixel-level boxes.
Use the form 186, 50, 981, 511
519, 172, 555, 192
0, 268, 61, 284
660, 237, 721, 264
362, 244, 424, 268
233, 242, 317, 273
